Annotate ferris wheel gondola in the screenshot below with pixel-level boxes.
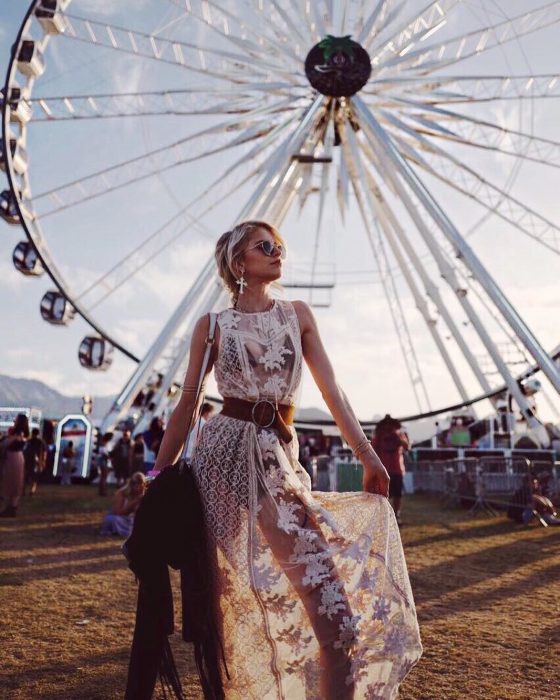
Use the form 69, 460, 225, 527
1, 0, 559, 433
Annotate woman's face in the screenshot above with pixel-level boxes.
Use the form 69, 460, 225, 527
239, 227, 284, 284
131, 478, 145, 495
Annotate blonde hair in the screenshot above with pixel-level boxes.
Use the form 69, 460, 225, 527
214, 220, 286, 302
122, 471, 146, 497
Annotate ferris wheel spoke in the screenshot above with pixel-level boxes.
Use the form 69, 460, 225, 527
198, 0, 303, 67
28, 90, 299, 121
375, 95, 560, 169
368, 0, 458, 65
339, 117, 432, 412
384, 119, 560, 256
307, 0, 328, 42
402, 110, 560, 170
377, 2, 560, 77
368, 73, 560, 103
33, 98, 299, 217
356, 0, 395, 46
353, 97, 557, 413
261, 0, 310, 49
78, 119, 289, 310
60, 13, 299, 86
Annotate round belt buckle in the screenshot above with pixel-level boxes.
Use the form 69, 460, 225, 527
252, 399, 276, 429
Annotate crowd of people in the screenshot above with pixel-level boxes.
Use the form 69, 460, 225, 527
0, 405, 217, 534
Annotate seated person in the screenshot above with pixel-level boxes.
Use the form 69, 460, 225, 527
99, 472, 146, 537
507, 474, 560, 526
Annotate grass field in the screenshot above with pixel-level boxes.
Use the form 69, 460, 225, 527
1, 485, 559, 699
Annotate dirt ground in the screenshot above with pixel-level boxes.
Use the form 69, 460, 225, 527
1, 485, 559, 699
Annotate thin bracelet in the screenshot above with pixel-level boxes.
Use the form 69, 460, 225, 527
355, 444, 373, 459
352, 438, 370, 458
180, 384, 198, 393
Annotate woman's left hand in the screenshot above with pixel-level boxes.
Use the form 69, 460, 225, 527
362, 455, 390, 497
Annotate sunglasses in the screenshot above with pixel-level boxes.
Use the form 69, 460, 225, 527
249, 240, 286, 259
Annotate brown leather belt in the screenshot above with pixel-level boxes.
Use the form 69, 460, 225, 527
221, 396, 295, 443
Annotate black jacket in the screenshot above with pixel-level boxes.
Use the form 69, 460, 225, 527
123, 464, 226, 700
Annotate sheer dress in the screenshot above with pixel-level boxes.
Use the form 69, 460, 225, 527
191, 300, 422, 699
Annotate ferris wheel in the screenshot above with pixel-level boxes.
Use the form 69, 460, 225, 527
2, 0, 560, 435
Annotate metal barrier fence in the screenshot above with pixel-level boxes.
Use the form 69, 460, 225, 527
411, 456, 559, 516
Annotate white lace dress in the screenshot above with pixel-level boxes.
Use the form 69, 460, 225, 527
192, 300, 422, 699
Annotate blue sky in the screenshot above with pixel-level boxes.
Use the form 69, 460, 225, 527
1, 1, 558, 425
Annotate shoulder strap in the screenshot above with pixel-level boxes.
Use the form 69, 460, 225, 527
182, 313, 216, 457
195, 312, 216, 397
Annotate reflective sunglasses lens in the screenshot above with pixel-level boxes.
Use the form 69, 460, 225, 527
265, 241, 285, 258
261, 241, 275, 255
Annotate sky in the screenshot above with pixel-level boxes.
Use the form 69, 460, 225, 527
1, 0, 559, 428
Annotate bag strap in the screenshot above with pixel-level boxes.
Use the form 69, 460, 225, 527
181, 312, 217, 457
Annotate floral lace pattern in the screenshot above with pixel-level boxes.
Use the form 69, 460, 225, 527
192, 300, 422, 699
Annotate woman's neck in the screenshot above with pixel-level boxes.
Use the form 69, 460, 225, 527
235, 284, 273, 312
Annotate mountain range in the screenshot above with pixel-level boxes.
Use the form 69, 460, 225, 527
0, 374, 114, 420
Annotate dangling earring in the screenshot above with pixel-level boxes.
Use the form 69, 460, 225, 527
236, 266, 248, 295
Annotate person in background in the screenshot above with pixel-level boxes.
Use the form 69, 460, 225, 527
110, 429, 132, 486
447, 417, 471, 447
183, 402, 214, 460
371, 414, 410, 526
0, 414, 29, 518
142, 417, 164, 474
60, 441, 76, 486
99, 471, 146, 537
97, 432, 113, 496
129, 433, 145, 476
23, 427, 46, 496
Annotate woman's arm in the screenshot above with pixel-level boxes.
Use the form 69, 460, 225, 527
152, 314, 216, 471
293, 301, 389, 496
112, 490, 127, 516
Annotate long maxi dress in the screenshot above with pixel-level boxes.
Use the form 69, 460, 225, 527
191, 300, 422, 700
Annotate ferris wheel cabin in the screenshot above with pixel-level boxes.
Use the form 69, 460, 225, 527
35, 0, 72, 35
1, 84, 32, 126
12, 240, 43, 276
78, 336, 114, 371
0, 189, 31, 225
17, 40, 46, 80
0, 134, 28, 177
40, 290, 75, 325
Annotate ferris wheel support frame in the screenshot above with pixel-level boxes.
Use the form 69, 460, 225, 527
357, 136, 493, 396
100, 96, 326, 433
132, 280, 228, 435
339, 119, 431, 413
354, 96, 558, 422
350, 141, 474, 405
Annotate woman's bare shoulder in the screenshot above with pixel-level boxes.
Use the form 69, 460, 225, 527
291, 300, 316, 333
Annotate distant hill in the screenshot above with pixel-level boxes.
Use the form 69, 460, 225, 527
0, 374, 114, 421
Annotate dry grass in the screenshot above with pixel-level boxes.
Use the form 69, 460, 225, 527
1, 486, 559, 699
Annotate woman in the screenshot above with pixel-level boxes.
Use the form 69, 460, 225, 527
0, 414, 29, 518
100, 472, 146, 537
153, 221, 422, 699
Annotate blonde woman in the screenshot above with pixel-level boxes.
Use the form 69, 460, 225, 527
152, 221, 422, 699
100, 472, 146, 537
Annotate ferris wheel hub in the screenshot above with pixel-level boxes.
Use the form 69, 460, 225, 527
305, 35, 371, 97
